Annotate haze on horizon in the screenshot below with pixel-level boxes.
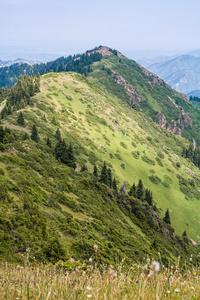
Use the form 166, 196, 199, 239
1, 0, 200, 61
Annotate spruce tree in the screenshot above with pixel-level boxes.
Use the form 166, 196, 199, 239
145, 189, 153, 206
55, 128, 61, 140
112, 177, 117, 192
46, 137, 52, 148
136, 179, 144, 200
31, 124, 39, 142
0, 126, 5, 143
66, 143, 76, 169
163, 209, 171, 224
107, 168, 112, 187
93, 165, 98, 177
17, 112, 25, 126
99, 162, 108, 185
129, 183, 136, 197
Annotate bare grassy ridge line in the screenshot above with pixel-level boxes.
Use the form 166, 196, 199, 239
0, 262, 200, 299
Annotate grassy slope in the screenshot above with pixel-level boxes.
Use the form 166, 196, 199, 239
2, 71, 200, 242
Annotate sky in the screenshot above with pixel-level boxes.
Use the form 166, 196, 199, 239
1, 0, 200, 60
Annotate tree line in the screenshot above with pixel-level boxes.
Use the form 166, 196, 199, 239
0, 73, 40, 119
0, 51, 102, 89
189, 96, 200, 102
182, 143, 200, 168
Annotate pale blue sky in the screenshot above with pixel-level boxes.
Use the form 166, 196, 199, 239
1, 0, 200, 59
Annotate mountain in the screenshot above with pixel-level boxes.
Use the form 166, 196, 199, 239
1, 46, 200, 265
0, 58, 39, 68
137, 55, 177, 68
189, 49, 200, 57
141, 55, 200, 95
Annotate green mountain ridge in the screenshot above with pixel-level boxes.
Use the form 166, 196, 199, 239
1, 47, 200, 266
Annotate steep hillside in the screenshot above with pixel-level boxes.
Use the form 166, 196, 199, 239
84, 48, 200, 146
1, 71, 200, 266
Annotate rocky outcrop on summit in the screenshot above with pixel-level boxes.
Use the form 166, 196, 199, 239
93, 46, 124, 58
112, 71, 142, 105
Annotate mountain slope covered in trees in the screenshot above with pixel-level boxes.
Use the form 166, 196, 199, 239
0, 68, 200, 266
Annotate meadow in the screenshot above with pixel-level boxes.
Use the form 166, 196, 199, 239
0, 256, 199, 300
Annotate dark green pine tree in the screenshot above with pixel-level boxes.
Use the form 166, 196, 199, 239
107, 168, 112, 187
128, 183, 136, 197
17, 112, 25, 126
93, 165, 98, 177
136, 179, 144, 200
163, 209, 171, 225
66, 143, 76, 169
55, 139, 68, 164
55, 139, 63, 160
7, 105, 12, 115
0, 126, 5, 143
112, 177, 117, 192
46, 137, 52, 148
99, 162, 108, 185
182, 230, 187, 237
31, 124, 39, 142
185, 143, 194, 160
55, 128, 61, 140
144, 189, 153, 206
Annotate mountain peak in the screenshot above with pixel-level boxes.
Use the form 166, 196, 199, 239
91, 45, 125, 58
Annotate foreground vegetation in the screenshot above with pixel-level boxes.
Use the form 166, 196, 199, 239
1, 258, 200, 299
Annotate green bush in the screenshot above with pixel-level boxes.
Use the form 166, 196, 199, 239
156, 157, 163, 167
141, 155, 155, 165
149, 175, 161, 184
120, 142, 127, 149
131, 151, 140, 159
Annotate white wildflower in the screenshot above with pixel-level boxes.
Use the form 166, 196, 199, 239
70, 258, 75, 262
151, 261, 160, 273
174, 288, 180, 293
93, 245, 98, 253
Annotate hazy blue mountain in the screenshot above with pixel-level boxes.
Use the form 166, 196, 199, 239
188, 90, 200, 98
0, 58, 39, 67
143, 55, 200, 94
137, 55, 177, 68
188, 49, 200, 57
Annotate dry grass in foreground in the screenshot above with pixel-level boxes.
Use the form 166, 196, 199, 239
0, 258, 200, 300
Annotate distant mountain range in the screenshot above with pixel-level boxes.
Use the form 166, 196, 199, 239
137, 50, 200, 96
0, 58, 39, 67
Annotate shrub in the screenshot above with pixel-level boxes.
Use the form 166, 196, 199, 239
141, 155, 155, 165
131, 141, 137, 147
157, 151, 164, 159
115, 153, 122, 160
149, 175, 161, 184
120, 142, 127, 149
131, 151, 140, 159
156, 157, 163, 167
